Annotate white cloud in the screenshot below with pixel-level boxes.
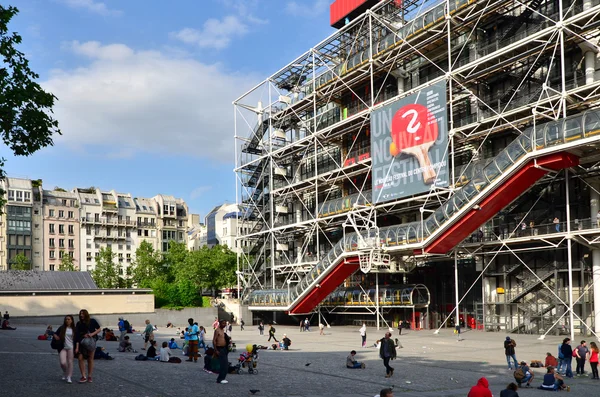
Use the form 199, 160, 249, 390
190, 186, 212, 199
286, 0, 329, 17
171, 15, 249, 50
60, 0, 122, 16
44, 41, 256, 162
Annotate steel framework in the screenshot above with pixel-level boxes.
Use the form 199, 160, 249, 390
234, 0, 600, 335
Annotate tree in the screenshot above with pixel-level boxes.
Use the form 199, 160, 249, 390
0, 6, 61, 208
91, 247, 120, 288
177, 245, 236, 296
130, 241, 163, 288
58, 254, 76, 271
10, 253, 30, 270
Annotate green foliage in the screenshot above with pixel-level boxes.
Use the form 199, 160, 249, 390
10, 253, 30, 270
58, 254, 76, 271
53, 187, 66, 192
130, 241, 164, 287
91, 247, 120, 288
0, 6, 61, 210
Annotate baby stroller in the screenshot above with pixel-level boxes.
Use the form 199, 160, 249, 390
237, 344, 259, 374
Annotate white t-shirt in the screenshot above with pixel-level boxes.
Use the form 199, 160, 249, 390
64, 328, 74, 350
159, 347, 171, 362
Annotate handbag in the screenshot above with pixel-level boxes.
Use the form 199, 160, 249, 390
50, 337, 63, 350
80, 336, 97, 353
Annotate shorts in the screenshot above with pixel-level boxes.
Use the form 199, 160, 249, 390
144, 335, 150, 343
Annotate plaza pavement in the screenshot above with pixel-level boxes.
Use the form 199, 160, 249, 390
0, 322, 598, 397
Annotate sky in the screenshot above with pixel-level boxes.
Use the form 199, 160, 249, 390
2, 0, 334, 220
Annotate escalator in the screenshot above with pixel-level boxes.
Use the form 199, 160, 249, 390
501, 0, 544, 42
248, 108, 600, 314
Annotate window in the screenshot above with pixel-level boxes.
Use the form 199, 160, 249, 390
49, 264, 55, 271
86, 252, 91, 258
86, 239, 92, 249
86, 226, 91, 235
118, 244, 123, 250
62, 199, 67, 206
126, 231, 131, 237
119, 267, 123, 275
107, 243, 112, 249
94, 214, 100, 222
59, 239, 65, 248
49, 250, 55, 259
126, 253, 131, 262
68, 225, 74, 234
151, 219, 155, 226
126, 245, 131, 251
24, 192, 30, 201
137, 217, 142, 224
49, 224, 55, 234
144, 230, 149, 237
126, 216, 130, 222
34, 251, 40, 257
163, 205, 168, 213
68, 239, 74, 248
94, 226, 100, 234
137, 229, 142, 236
8, 190, 14, 200
68, 211, 74, 219
179, 232, 183, 240
59, 224, 64, 234
34, 223, 39, 229
16, 191, 23, 202
49, 238, 55, 248
34, 209, 39, 215
223, 227, 228, 236
49, 209, 55, 217
68, 251, 74, 258
59, 250, 65, 259
95, 252, 100, 257
34, 237, 40, 242
58, 210, 64, 218
70, 200, 76, 207
95, 243, 100, 249
118, 253, 123, 258
94, 199, 99, 204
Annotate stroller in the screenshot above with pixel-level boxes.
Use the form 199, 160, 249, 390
237, 344, 259, 374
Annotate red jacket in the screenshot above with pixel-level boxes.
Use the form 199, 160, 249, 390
467, 377, 493, 397
545, 355, 558, 368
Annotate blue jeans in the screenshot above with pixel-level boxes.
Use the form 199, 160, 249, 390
198, 339, 206, 351
348, 362, 362, 368
506, 354, 518, 369
557, 357, 564, 373
564, 358, 573, 378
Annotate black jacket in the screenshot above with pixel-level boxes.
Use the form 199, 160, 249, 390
561, 343, 573, 359
504, 339, 516, 356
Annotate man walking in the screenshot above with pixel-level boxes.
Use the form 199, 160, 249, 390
213, 320, 230, 384
267, 324, 278, 342
185, 318, 199, 363
575, 340, 589, 376
379, 332, 396, 378
504, 336, 518, 370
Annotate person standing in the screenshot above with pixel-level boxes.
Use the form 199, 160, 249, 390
304, 317, 310, 332
319, 323, 324, 335
74, 309, 101, 383
240, 319, 245, 331
213, 320, 229, 384
117, 317, 126, 342
553, 217, 560, 232
198, 325, 207, 351
142, 319, 154, 350
185, 318, 199, 362
299, 319, 304, 332
379, 332, 396, 378
258, 321, 264, 335
575, 340, 589, 376
212, 317, 219, 330
267, 324, 278, 342
504, 336, 518, 370
53, 315, 76, 384
359, 323, 367, 347
560, 338, 574, 378
588, 341, 599, 379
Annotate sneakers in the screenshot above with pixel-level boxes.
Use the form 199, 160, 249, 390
218, 380, 229, 384
78, 377, 87, 383
87, 376, 93, 383
385, 374, 390, 378
66, 377, 72, 384
390, 368, 394, 377
361, 363, 366, 369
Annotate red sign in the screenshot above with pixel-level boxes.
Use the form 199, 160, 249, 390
344, 157, 356, 167
330, 0, 381, 28
358, 152, 371, 162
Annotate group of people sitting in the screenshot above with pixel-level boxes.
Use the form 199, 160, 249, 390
513, 359, 569, 391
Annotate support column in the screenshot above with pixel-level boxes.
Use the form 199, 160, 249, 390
454, 252, 460, 331
591, 183, 600, 335
376, 271, 380, 331
397, 76, 405, 96
566, 170, 575, 340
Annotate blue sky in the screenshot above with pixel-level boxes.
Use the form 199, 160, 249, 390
3, 0, 334, 220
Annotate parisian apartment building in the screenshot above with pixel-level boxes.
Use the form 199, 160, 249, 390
0, 177, 198, 272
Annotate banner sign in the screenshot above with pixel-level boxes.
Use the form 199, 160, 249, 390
371, 81, 449, 203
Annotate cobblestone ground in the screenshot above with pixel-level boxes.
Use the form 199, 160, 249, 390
1, 322, 599, 396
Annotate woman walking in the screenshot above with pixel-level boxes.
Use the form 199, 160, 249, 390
589, 341, 599, 379
75, 309, 101, 383
53, 315, 76, 383
359, 323, 367, 347
142, 319, 154, 350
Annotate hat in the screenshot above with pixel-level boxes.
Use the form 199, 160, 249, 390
506, 336, 511, 341
283, 334, 287, 337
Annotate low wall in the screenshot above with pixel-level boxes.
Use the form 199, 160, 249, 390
0, 293, 154, 318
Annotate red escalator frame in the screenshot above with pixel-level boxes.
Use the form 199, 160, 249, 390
290, 257, 359, 315
424, 152, 579, 254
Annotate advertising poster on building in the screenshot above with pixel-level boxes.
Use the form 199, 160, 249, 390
371, 81, 449, 203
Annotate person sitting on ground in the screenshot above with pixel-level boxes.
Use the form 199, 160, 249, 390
168, 338, 179, 349
281, 334, 292, 350
1, 319, 16, 330
104, 328, 117, 341
159, 341, 171, 362
146, 340, 159, 360
166, 321, 173, 328
539, 366, 566, 391
45, 325, 54, 339
545, 352, 558, 369
499, 382, 519, 397
514, 361, 534, 387
467, 377, 493, 397
118, 335, 137, 353
346, 350, 365, 369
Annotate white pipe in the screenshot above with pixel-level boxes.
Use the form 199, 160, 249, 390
591, 183, 600, 337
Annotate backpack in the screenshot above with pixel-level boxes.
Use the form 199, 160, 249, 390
135, 354, 148, 361
271, 327, 276, 333
169, 357, 182, 363
123, 320, 131, 331
514, 368, 526, 381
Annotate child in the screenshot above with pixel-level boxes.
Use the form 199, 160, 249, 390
159, 341, 171, 362
168, 338, 179, 349
118, 335, 137, 352
147, 340, 159, 360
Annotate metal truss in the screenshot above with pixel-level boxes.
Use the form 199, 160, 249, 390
233, 0, 600, 330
